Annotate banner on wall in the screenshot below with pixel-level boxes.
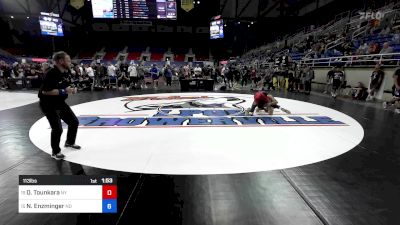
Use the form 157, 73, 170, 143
70, 0, 84, 10
181, 0, 194, 12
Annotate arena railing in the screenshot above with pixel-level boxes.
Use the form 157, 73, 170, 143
299, 53, 400, 67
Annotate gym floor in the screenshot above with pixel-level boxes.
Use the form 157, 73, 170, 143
0, 88, 399, 225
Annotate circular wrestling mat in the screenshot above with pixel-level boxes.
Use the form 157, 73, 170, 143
0, 92, 38, 111
29, 93, 364, 175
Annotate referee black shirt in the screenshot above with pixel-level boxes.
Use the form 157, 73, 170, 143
38, 66, 70, 107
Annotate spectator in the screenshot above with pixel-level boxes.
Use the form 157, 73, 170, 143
117, 71, 130, 90
331, 66, 346, 98
383, 68, 400, 114
392, 29, 400, 44
292, 65, 302, 92
194, 64, 202, 77
128, 63, 138, 89
42, 62, 51, 75
107, 63, 116, 78
13, 64, 26, 88
95, 63, 106, 87
164, 65, 173, 86
379, 26, 391, 36
323, 67, 334, 94
356, 42, 369, 55
241, 66, 250, 87
85, 65, 94, 83
150, 64, 159, 89
137, 64, 146, 88
183, 64, 190, 78
351, 82, 368, 100
303, 66, 315, 95
368, 42, 381, 55
367, 64, 384, 101
226, 67, 234, 89
379, 42, 394, 60
120, 63, 128, 75
233, 66, 241, 86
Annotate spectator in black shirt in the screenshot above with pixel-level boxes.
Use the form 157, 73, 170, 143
351, 82, 368, 100
38, 51, 81, 160
383, 68, 400, 114
241, 66, 250, 87
324, 67, 335, 94
367, 64, 384, 101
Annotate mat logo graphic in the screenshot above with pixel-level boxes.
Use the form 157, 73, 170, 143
76, 96, 347, 128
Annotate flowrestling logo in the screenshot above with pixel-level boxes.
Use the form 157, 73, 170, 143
76, 95, 347, 128
358, 10, 388, 20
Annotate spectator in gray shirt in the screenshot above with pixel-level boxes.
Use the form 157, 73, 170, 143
380, 42, 394, 59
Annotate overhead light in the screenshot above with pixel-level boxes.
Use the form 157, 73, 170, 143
26, 16, 29, 19
251, 21, 254, 24
224, 24, 227, 27
193, 1, 195, 3
248, 25, 250, 27
238, 21, 240, 24
10, 16, 14, 19
197, 1, 200, 4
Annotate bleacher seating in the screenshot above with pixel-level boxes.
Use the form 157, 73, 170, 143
193, 48, 209, 61
103, 52, 118, 61
127, 46, 145, 61
127, 52, 141, 61
172, 47, 187, 61
149, 47, 166, 61
143, 61, 165, 67
128, 46, 146, 53
150, 47, 166, 53
290, 52, 305, 61
0, 54, 18, 64
241, 2, 400, 64
3, 47, 24, 56
78, 52, 95, 59
77, 45, 101, 59
151, 53, 164, 61
103, 46, 123, 61
80, 59, 93, 65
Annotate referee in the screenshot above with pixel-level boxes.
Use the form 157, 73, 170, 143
38, 51, 81, 160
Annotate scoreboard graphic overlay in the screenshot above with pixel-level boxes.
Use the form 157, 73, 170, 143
19, 175, 117, 213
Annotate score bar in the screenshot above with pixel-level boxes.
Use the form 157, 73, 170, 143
19, 175, 117, 213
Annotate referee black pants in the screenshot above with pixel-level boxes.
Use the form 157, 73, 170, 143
40, 101, 79, 155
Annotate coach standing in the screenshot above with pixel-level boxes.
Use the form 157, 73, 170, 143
38, 51, 81, 160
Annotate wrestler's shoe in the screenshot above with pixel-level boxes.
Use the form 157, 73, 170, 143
281, 108, 291, 114
65, 143, 81, 150
51, 153, 65, 160
245, 109, 253, 116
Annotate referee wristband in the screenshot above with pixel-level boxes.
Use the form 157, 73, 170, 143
59, 89, 68, 97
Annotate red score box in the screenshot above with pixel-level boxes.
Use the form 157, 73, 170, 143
102, 185, 117, 199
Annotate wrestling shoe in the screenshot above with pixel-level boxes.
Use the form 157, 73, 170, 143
281, 108, 291, 114
244, 109, 253, 116
51, 153, 65, 160
65, 143, 81, 150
